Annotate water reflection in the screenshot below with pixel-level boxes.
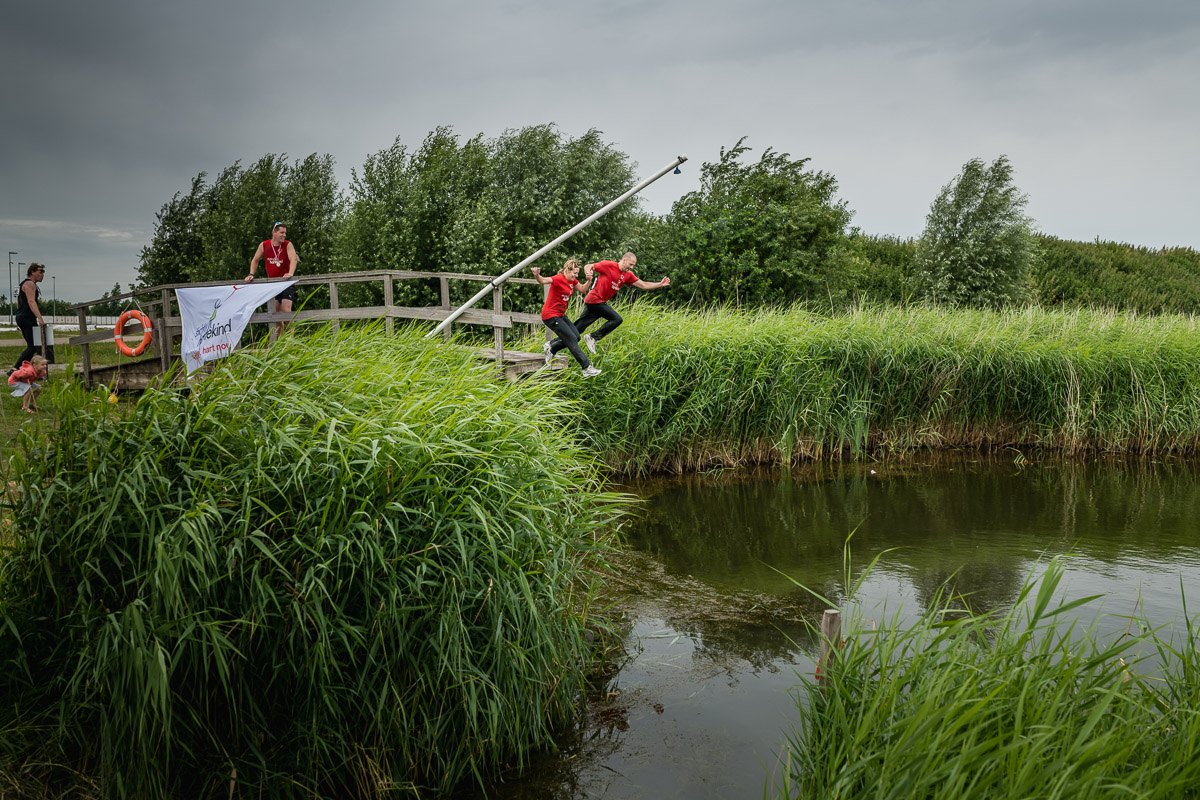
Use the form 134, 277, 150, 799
627, 456, 1200, 622
468, 455, 1200, 799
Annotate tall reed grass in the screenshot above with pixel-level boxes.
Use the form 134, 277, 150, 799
546, 303, 1200, 473
778, 558, 1200, 799
0, 325, 624, 797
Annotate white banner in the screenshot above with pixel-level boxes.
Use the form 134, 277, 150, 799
176, 282, 296, 374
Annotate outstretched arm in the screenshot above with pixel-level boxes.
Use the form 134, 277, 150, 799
246, 243, 264, 281
530, 266, 553, 286
632, 276, 671, 290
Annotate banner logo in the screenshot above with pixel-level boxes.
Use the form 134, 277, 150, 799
177, 281, 296, 374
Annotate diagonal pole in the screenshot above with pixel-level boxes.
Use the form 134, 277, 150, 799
427, 154, 688, 339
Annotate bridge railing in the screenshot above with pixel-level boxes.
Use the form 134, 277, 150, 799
67, 270, 548, 386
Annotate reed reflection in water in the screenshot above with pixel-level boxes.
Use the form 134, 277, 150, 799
626, 455, 1200, 625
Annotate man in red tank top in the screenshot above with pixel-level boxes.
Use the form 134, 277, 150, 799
246, 222, 299, 336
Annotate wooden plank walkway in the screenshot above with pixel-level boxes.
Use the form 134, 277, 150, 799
476, 347, 569, 380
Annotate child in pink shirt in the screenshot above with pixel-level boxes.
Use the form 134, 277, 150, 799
9, 355, 48, 413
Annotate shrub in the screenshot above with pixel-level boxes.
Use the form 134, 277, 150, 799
912, 155, 1039, 309
0, 326, 623, 797
780, 557, 1200, 798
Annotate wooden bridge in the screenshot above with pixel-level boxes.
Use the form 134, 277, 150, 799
67, 270, 560, 389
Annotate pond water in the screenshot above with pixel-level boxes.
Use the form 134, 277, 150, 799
469, 455, 1200, 799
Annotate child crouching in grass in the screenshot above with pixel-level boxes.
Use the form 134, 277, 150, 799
9, 355, 48, 413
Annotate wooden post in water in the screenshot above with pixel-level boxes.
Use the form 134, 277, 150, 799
818, 609, 841, 688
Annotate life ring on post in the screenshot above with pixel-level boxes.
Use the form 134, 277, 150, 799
114, 310, 154, 357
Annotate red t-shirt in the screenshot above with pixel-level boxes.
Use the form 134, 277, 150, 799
541, 274, 579, 320
261, 240, 292, 278
584, 260, 638, 304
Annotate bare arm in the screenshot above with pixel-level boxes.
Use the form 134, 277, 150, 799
284, 243, 298, 278
246, 243, 264, 281
23, 282, 43, 323
574, 264, 595, 294
529, 266, 553, 286
632, 276, 671, 291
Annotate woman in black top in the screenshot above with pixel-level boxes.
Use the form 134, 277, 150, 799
13, 262, 53, 370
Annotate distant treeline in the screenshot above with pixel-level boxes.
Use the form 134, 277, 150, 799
136, 124, 1200, 316
854, 234, 1200, 314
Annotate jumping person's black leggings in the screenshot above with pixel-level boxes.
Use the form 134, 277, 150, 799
567, 302, 623, 343
543, 315, 591, 369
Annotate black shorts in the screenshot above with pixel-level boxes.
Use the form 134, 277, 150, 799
273, 283, 297, 304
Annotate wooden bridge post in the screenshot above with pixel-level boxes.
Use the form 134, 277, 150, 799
492, 285, 505, 362
383, 274, 394, 335
329, 281, 340, 334
156, 316, 170, 375
439, 276, 452, 342
158, 288, 171, 372
76, 307, 92, 384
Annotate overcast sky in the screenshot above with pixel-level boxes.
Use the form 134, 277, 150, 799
3, 0, 1198, 303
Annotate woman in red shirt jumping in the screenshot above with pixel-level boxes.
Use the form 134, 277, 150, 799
531, 259, 601, 378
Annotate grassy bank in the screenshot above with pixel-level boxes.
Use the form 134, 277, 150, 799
779, 557, 1200, 799
6, 300, 1200, 794
548, 303, 1200, 473
0, 327, 624, 797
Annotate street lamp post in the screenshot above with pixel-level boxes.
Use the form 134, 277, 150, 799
52, 276, 56, 323
7, 251, 15, 326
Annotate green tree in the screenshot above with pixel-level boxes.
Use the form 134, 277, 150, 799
137, 175, 207, 287
88, 283, 129, 317
911, 155, 1039, 308
284, 153, 343, 274
138, 154, 342, 287
653, 138, 855, 308
341, 127, 493, 306
454, 125, 639, 311
342, 124, 638, 309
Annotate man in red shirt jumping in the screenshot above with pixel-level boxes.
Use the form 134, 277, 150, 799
557, 252, 670, 356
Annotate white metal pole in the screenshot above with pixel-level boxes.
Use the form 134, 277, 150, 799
7, 252, 15, 326
427, 154, 688, 339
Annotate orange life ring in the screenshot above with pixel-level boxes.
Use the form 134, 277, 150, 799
114, 310, 153, 357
